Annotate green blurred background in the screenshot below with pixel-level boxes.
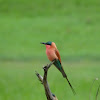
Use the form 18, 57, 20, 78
0, 0, 100, 100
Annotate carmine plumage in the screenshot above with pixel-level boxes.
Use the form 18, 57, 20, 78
41, 41, 76, 94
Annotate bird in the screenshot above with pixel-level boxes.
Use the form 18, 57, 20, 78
41, 41, 76, 94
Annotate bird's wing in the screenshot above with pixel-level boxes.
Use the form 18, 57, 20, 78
55, 49, 61, 63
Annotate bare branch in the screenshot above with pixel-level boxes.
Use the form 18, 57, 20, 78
35, 71, 43, 84
35, 60, 58, 100
43, 61, 55, 100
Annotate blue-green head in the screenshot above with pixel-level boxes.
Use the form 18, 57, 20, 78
41, 41, 52, 45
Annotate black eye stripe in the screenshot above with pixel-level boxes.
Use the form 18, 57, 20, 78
46, 41, 52, 45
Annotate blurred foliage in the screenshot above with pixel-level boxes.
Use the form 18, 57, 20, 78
0, 0, 100, 60
0, 1, 100, 100
0, 0, 100, 16
0, 61, 100, 100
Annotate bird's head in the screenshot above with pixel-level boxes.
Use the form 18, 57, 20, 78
41, 41, 52, 45
41, 41, 57, 49
41, 41, 52, 49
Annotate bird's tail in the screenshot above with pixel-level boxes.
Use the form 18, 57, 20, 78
53, 60, 76, 94
60, 69, 76, 95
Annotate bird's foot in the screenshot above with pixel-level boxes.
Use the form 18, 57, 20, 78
43, 65, 48, 72
43, 62, 54, 72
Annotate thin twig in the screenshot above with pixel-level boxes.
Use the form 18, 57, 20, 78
89, 79, 96, 100
95, 84, 100, 100
35, 71, 43, 84
89, 78, 99, 100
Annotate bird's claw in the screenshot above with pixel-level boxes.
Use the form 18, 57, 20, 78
43, 66, 47, 70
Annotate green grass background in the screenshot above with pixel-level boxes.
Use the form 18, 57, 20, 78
0, 0, 100, 100
0, 61, 100, 100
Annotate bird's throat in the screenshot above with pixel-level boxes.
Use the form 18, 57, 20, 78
45, 45, 51, 49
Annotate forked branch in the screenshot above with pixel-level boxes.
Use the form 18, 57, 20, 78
36, 60, 58, 100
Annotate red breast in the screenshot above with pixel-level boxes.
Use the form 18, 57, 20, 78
46, 45, 58, 61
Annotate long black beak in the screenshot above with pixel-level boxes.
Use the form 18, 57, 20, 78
40, 42, 46, 45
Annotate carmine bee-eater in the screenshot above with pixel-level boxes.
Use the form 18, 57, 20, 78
41, 41, 76, 94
